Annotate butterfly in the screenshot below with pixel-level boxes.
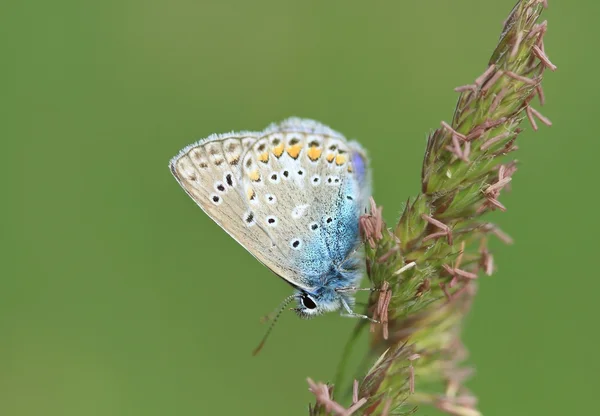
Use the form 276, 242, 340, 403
169, 118, 373, 335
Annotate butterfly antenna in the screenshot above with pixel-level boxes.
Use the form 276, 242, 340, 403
252, 295, 296, 356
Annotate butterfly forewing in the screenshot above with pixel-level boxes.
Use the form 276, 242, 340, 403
170, 118, 369, 291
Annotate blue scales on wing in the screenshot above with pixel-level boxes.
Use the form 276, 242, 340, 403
239, 118, 370, 290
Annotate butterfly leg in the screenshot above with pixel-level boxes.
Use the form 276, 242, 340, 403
336, 283, 390, 294
335, 286, 376, 293
340, 299, 379, 323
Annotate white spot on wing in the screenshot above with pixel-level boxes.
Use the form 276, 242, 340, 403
291, 204, 310, 219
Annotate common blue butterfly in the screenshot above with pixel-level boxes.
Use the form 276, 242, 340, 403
169, 118, 372, 330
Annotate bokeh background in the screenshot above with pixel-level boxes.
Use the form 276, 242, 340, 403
2, 1, 597, 415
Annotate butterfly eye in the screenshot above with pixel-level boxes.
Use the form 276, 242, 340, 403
301, 294, 317, 310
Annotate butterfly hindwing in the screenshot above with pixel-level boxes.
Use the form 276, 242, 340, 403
240, 119, 366, 286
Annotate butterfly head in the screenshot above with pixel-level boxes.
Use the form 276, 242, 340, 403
293, 288, 350, 319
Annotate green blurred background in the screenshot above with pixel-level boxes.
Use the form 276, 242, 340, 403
2, 1, 596, 415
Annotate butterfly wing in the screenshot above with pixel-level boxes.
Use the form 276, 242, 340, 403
170, 118, 370, 291
169, 131, 309, 288
239, 118, 370, 287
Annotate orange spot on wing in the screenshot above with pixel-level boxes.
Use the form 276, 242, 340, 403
347, 165, 354, 173
258, 152, 269, 163
287, 144, 302, 159
249, 170, 261, 182
335, 154, 346, 166
307, 147, 322, 161
272, 143, 284, 158
326, 153, 335, 163
247, 188, 256, 200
